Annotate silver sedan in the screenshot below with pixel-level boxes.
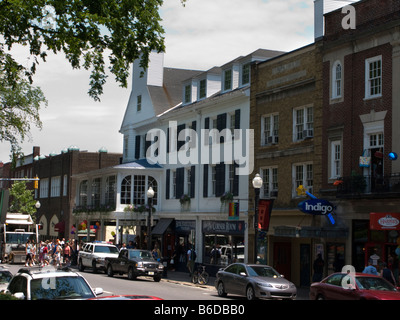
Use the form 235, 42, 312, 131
215, 263, 297, 300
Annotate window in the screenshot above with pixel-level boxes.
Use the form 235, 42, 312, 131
330, 141, 342, 179
186, 168, 192, 197
293, 163, 313, 196
50, 176, 61, 197
121, 176, 131, 204
261, 114, 279, 145
223, 69, 232, 91
261, 167, 278, 198
241, 63, 250, 86
63, 175, 68, 197
229, 164, 235, 193
365, 56, 382, 99
137, 95, 142, 112
133, 175, 145, 205
369, 133, 384, 148
40, 178, 49, 198
199, 79, 206, 99
184, 85, 191, 104
91, 178, 101, 207
211, 165, 217, 196
332, 61, 342, 99
79, 180, 88, 206
172, 170, 177, 199
105, 175, 116, 206
294, 106, 313, 141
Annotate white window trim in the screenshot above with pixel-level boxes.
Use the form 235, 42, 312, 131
240, 63, 251, 87
223, 69, 232, 92
261, 113, 279, 146
329, 140, 342, 180
260, 167, 278, 198
198, 78, 207, 100
332, 61, 342, 99
292, 162, 313, 198
293, 105, 313, 142
365, 55, 382, 100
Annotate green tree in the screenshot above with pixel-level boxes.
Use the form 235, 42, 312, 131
8, 180, 38, 222
0, 0, 186, 159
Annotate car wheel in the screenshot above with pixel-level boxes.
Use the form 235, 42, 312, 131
154, 275, 161, 282
107, 265, 114, 277
217, 281, 227, 297
127, 267, 136, 280
78, 259, 85, 272
246, 285, 257, 300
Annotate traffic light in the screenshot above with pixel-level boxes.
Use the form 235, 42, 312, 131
37, 223, 43, 230
34, 176, 39, 189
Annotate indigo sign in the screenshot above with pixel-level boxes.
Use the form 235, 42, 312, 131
298, 199, 335, 216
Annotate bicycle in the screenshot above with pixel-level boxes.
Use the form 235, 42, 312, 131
191, 265, 209, 285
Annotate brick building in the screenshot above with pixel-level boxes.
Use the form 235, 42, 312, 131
33, 148, 122, 240
250, 43, 327, 286
321, 0, 400, 272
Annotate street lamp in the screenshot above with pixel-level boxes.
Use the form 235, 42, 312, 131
252, 174, 263, 264
147, 187, 155, 250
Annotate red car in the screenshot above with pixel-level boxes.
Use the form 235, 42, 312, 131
310, 272, 400, 300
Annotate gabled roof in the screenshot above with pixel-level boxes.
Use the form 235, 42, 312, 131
113, 158, 162, 170
150, 68, 202, 116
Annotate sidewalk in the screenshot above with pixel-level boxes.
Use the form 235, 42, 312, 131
161, 270, 310, 300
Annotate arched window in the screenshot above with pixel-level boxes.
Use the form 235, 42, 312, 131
332, 61, 342, 99
121, 176, 131, 204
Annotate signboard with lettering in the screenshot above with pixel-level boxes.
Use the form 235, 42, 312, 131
298, 199, 335, 216
370, 212, 400, 230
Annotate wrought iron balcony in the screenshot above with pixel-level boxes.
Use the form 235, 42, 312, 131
335, 173, 400, 198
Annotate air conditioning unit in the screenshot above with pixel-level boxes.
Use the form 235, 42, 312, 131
270, 190, 278, 198
303, 129, 313, 139
266, 135, 279, 145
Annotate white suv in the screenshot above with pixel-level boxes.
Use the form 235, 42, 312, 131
5, 266, 103, 300
78, 242, 119, 273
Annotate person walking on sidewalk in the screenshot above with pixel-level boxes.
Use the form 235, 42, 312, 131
187, 244, 196, 276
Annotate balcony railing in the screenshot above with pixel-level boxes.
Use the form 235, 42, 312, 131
336, 173, 400, 198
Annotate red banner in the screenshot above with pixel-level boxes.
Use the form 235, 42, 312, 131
258, 199, 274, 231
370, 212, 400, 230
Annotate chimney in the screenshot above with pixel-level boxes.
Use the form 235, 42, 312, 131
314, 0, 324, 40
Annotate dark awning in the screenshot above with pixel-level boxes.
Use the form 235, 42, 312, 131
151, 218, 174, 236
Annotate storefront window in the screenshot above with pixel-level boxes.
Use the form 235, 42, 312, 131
203, 234, 245, 266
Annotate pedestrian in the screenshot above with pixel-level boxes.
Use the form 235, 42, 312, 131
152, 243, 161, 262
63, 241, 72, 266
42, 241, 49, 266
31, 241, 36, 265
381, 262, 396, 286
362, 259, 379, 275
25, 240, 33, 267
187, 244, 196, 276
312, 253, 324, 282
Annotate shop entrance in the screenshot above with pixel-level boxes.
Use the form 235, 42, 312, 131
273, 242, 291, 280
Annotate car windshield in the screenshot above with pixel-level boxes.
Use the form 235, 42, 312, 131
356, 276, 397, 292
129, 250, 153, 260
94, 246, 119, 254
30, 276, 96, 300
247, 266, 281, 278
0, 271, 12, 284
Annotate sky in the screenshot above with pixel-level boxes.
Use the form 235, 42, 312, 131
0, 0, 354, 163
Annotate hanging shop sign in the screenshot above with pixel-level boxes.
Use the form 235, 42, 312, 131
370, 212, 400, 230
298, 199, 335, 216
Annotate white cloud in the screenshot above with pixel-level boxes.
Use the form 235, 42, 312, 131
0, 0, 317, 162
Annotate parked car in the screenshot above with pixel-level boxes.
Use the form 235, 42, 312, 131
88, 294, 163, 300
105, 249, 164, 282
215, 263, 297, 300
4, 266, 103, 300
78, 241, 119, 273
310, 272, 400, 300
0, 267, 13, 292
220, 245, 245, 265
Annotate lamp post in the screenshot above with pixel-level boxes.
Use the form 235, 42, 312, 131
252, 174, 263, 264
147, 187, 155, 250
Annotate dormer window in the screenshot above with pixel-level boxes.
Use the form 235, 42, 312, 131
241, 63, 250, 86
199, 79, 206, 99
184, 84, 191, 104
223, 69, 232, 91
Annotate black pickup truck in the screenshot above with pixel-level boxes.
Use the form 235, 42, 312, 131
104, 249, 164, 282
